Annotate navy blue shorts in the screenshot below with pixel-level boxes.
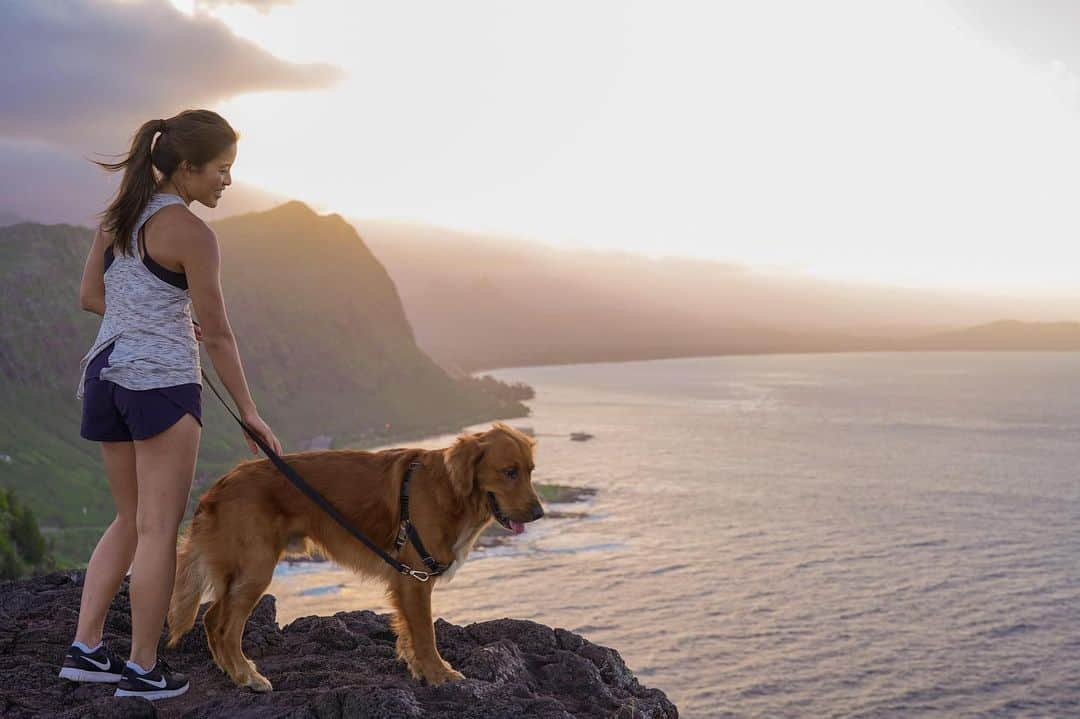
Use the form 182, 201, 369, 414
79, 342, 203, 442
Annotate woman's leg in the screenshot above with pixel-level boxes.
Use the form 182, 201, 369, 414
73, 441, 139, 647
128, 413, 201, 670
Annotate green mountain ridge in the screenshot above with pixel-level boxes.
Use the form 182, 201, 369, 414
0, 203, 529, 564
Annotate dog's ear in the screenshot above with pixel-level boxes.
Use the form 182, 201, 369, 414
443, 434, 487, 498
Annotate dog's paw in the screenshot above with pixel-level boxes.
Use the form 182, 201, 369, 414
245, 671, 273, 693
396, 648, 423, 680
425, 667, 466, 686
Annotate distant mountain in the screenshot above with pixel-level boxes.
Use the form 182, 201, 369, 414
351, 219, 1078, 373
0, 211, 23, 227
0, 204, 528, 564
188, 182, 294, 224
900, 320, 1080, 351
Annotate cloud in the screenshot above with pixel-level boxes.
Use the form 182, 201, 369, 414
0, 0, 344, 151
950, 0, 1080, 78
195, 0, 295, 11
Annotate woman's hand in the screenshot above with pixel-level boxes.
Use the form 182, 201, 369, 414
240, 410, 283, 457
193, 321, 203, 342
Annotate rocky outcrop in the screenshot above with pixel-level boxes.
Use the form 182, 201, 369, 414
0, 571, 678, 718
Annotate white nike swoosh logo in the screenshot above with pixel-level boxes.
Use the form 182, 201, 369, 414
137, 675, 167, 688
83, 656, 111, 670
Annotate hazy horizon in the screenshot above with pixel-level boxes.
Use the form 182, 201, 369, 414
6, 200, 1080, 325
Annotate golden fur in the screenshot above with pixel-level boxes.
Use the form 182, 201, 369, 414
166, 421, 542, 691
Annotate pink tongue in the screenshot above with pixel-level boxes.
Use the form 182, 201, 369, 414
510, 521, 525, 535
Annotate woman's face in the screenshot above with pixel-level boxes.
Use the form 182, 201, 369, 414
184, 143, 236, 208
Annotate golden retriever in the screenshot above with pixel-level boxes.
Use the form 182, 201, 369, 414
166, 421, 543, 691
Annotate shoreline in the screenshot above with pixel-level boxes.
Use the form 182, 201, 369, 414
464, 345, 1080, 376
339, 407, 531, 451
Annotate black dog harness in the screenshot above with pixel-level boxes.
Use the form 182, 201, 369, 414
392, 460, 451, 579
202, 370, 448, 582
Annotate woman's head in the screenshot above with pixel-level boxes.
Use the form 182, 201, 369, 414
95, 109, 238, 256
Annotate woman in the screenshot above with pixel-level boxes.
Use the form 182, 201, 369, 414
58, 109, 283, 701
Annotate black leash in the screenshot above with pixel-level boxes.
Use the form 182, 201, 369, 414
199, 368, 447, 582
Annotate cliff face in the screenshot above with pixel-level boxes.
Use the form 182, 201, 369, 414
209, 201, 526, 445
0, 571, 679, 718
0, 204, 527, 563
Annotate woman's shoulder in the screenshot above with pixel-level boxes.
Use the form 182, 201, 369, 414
153, 204, 215, 241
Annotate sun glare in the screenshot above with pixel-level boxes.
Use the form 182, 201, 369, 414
172, 0, 1080, 295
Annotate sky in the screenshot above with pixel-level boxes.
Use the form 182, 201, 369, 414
5, 0, 1080, 298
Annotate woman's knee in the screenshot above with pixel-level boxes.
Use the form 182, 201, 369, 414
134, 513, 184, 541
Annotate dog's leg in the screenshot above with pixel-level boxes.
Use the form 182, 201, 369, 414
395, 576, 465, 685
216, 560, 276, 692
203, 600, 224, 670
386, 578, 421, 678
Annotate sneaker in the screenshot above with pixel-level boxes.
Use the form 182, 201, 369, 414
113, 658, 190, 701
58, 642, 124, 683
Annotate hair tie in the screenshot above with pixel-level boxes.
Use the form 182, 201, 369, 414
157, 119, 167, 134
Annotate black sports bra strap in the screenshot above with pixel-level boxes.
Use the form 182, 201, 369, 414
135, 222, 188, 290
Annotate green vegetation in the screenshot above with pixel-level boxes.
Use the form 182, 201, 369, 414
0, 488, 55, 580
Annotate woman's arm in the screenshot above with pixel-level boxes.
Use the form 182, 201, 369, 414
79, 227, 108, 314
179, 214, 284, 456
176, 214, 258, 417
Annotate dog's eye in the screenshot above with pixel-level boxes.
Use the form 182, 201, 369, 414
502, 468, 518, 480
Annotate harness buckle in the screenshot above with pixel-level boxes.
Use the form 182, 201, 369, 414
400, 565, 431, 582
394, 522, 408, 550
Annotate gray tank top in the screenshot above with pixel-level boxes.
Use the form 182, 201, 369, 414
75, 193, 201, 400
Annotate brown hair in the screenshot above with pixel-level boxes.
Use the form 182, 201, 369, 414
93, 109, 238, 257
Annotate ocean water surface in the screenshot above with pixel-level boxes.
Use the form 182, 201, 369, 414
268, 351, 1080, 718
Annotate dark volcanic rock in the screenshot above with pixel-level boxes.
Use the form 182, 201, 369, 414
0, 571, 678, 718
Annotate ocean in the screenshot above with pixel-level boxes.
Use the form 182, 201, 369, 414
268, 351, 1080, 718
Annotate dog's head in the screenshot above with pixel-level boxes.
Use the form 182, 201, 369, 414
443, 421, 544, 534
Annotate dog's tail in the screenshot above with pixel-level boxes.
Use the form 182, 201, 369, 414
166, 514, 210, 647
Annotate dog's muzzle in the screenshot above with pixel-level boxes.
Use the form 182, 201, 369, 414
488, 492, 528, 535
